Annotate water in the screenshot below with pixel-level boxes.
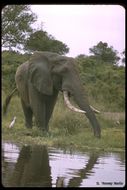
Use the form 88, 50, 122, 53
2, 142, 125, 187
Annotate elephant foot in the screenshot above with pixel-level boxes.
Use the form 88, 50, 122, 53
94, 130, 101, 138
36, 125, 46, 131
25, 123, 32, 129
37, 127, 50, 137
36, 122, 49, 132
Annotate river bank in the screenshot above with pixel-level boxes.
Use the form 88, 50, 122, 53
2, 117, 125, 152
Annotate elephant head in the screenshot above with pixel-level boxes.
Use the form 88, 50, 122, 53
28, 51, 101, 138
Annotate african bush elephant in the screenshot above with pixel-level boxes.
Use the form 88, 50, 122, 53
4, 51, 101, 138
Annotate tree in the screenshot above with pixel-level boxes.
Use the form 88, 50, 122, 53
24, 30, 69, 55
2, 5, 37, 50
89, 41, 120, 64
121, 50, 125, 65
2, 51, 30, 91
76, 54, 87, 59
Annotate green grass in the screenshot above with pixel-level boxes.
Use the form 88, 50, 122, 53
2, 93, 125, 152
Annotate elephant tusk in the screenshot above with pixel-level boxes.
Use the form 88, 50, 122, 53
63, 91, 86, 114
90, 105, 100, 114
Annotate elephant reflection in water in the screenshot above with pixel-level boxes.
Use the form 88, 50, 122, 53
56, 152, 99, 187
8, 145, 52, 187
7, 145, 99, 187
67, 152, 99, 187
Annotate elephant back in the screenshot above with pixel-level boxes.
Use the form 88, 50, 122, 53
29, 51, 66, 67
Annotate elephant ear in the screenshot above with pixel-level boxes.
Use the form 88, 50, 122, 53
29, 58, 53, 95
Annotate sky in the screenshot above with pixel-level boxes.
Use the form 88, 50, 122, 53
30, 5, 125, 58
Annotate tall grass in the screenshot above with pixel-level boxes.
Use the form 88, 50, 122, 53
2, 92, 125, 151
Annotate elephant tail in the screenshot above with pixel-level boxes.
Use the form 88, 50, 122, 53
3, 88, 17, 116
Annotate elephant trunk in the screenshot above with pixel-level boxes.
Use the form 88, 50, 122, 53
72, 88, 101, 138
62, 72, 101, 138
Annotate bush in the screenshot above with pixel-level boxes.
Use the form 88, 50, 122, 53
2, 51, 31, 92
76, 56, 125, 111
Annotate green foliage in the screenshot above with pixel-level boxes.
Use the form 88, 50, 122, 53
76, 56, 125, 111
2, 5, 69, 55
89, 41, 120, 64
25, 30, 69, 55
121, 50, 125, 65
2, 51, 31, 92
2, 5, 37, 49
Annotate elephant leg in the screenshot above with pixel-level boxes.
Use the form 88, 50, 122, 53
29, 85, 47, 131
21, 99, 33, 128
33, 102, 47, 131
45, 91, 58, 131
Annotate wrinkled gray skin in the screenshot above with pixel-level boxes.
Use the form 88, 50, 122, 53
15, 51, 101, 138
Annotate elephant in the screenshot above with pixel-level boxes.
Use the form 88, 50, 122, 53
3, 51, 101, 138
3, 145, 52, 187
